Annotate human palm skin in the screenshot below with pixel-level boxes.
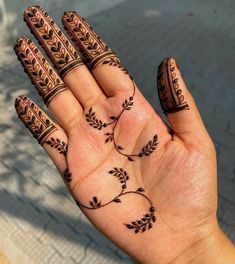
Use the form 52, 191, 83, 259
14, 6, 221, 264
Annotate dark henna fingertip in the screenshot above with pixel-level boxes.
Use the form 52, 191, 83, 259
14, 37, 68, 106
157, 57, 189, 114
62, 11, 114, 70
24, 6, 83, 78
15, 96, 57, 145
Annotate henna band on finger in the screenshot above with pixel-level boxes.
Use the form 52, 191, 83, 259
62, 11, 121, 71
14, 37, 68, 106
157, 58, 190, 114
15, 96, 57, 145
24, 6, 84, 78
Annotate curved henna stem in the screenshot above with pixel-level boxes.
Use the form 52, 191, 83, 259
74, 167, 156, 233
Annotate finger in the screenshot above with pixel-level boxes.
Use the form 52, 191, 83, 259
14, 36, 83, 132
62, 11, 134, 97
157, 57, 209, 143
24, 6, 106, 107
15, 95, 67, 175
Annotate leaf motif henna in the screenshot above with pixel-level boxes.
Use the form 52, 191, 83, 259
64, 168, 72, 182
85, 107, 107, 130
105, 133, 114, 143
157, 57, 190, 114
109, 167, 129, 189
125, 207, 156, 233
75, 167, 156, 233
62, 11, 117, 70
122, 96, 134, 111
103, 57, 130, 76
24, 6, 83, 78
138, 135, 158, 157
113, 134, 159, 162
15, 96, 57, 145
90, 196, 101, 208
45, 138, 67, 156
14, 37, 68, 106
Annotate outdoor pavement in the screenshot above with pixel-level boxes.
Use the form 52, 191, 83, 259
0, 0, 234, 263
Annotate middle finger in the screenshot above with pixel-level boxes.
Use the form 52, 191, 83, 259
23, 6, 106, 107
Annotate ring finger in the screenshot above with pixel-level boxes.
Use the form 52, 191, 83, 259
14, 37, 82, 132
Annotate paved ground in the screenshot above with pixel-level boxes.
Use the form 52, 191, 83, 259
0, 0, 235, 263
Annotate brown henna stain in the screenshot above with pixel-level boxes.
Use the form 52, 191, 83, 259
62, 11, 118, 70
14, 37, 68, 106
15, 95, 57, 144
24, 6, 83, 78
157, 57, 189, 114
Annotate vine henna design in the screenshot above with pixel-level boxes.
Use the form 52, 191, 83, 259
157, 57, 190, 114
86, 78, 158, 161
14, 37, 68, 106
24, 6, 83, 78
62, 11, 158, 160
75, 167, 156, 233
15, 96, 57, 145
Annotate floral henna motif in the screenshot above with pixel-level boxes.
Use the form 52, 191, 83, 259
75, 167, 156, 233
15, 96, 57, 145
62, 11, 117, 70
14, 37, 68, 106
24, 6, 83, 78
157, 57, 189, 114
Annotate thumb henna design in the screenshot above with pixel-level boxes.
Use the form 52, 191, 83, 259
157, 57, 190, 114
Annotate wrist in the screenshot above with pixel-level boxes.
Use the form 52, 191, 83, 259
172, 220, 235, 264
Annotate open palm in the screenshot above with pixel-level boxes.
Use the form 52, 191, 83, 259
15, 6, 218, 264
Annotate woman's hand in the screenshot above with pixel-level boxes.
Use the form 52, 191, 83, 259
14, 6, 235, 264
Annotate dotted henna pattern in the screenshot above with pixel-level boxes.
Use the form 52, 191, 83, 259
75, 167, 156, 233
14, 37, 68, 106
24, 6, 83, 78
157, 57, 189, 114
15, 96, 57, 144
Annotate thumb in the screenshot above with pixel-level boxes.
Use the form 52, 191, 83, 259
157, 57, 210, 144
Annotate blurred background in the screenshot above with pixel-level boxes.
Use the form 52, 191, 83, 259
0, 0, 234, 263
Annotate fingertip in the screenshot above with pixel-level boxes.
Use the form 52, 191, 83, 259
157, 57, 189, 115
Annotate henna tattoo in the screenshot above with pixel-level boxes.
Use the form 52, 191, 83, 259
24, 6, 83, 78
62, 11, 118, 70
157, 57, 189, 114
85, 79, 158, 161
102, 57, 130, 76
126, 206, 156, 233
63, 11, 158, 159
75, 167, 156, 233
85, 107, 108, 130
15, 96, 57, 144
64, 168, 72, 182
45, 138, 67, 155
14, 37, 68, 106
